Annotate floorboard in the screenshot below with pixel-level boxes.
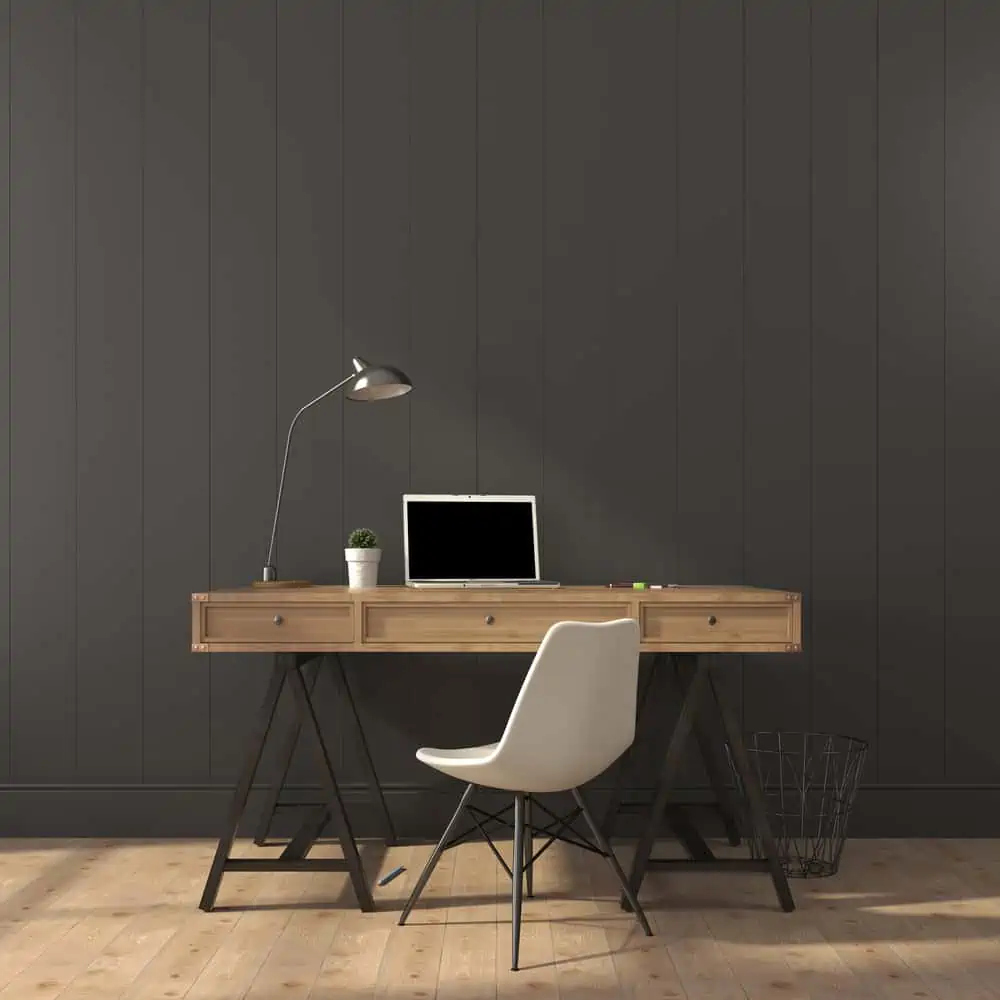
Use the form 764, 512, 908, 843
0, 838, 993, 999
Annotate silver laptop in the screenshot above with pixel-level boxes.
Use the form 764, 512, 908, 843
403, 494, 559, 588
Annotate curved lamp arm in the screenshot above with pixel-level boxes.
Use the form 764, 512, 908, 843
262, 371, 356, 581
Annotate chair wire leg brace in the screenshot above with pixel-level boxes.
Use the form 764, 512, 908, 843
400, 785, 653, 971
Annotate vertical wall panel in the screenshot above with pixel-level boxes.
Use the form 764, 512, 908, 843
607, 0, 676, 585
810, 0, 878, 768
409, 0, 476, 493
607, 0, 678, 786
878, 0, 945, 783
742, 0, 812, 733
143, 0, 210, 783
0, 0, 9, 783
396, 0, 482, 784
473, 0, 547, 771
543, 0, 612, 584
209, 0, 277, 781
75, 0, 143, 781
275, 0, 344, 785
343, 0, 409, 586
476, 0, 543, 499
676, 0, 744, 723
342, 0, 414, 788
944, 1, 1000, 782
9, 0, 77, 781
276, 1, 343, 583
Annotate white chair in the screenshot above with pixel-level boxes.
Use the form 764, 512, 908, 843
398, 618, 652, 970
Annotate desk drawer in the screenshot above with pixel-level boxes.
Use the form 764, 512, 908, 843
640, 603, 793, 646
362, 603, 626, 646
203, 603, 354, 645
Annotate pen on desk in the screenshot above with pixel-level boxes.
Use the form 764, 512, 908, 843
378, 865, 406, 887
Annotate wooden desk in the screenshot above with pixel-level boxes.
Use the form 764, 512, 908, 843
192, 584, 801, 654
192, 585, 802, 912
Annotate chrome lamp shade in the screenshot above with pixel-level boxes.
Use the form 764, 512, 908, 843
346, 357, 413, 401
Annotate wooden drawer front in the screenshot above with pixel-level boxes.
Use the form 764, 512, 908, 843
641, 604, 793, 645
363, 603, 626, 646
204, 603, 354, 644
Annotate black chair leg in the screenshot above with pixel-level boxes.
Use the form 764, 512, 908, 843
512, 792, 526, 971
399, 784, 476, 925
573, 787, 653, 936
523, 795, 533, 898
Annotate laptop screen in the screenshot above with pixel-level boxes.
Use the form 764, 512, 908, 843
404, 496, 539, 582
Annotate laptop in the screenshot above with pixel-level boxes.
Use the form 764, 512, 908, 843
403, 494, 560, 588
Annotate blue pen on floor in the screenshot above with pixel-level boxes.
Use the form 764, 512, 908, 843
378, 865, 406, 887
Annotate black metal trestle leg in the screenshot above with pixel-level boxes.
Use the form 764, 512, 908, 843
623, 653, 795, 914
709, 671, 795, 913
253, 655, 320, 846
332, 653, 397, 845
601, 654, 659, 836
286, 665, 374, 910
253, 654, 395, 850
199, 655, 374, 914
622, 655, 710, 909
690, 674, 743, 848
199, 659, 287, 912
602, 654, 741, 849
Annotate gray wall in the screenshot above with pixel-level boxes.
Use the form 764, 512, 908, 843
1, 0, 997, 837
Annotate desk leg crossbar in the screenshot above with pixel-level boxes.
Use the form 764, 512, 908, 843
199, 653, 374, 913
618, 653, 795, 913
399, 784, 652, 971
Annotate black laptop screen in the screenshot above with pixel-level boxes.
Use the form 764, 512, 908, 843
405, 498, 538, 581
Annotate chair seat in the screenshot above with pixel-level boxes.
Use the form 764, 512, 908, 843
416, 743, 501, 784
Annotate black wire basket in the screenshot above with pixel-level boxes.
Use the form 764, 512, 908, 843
726, 731, 868, 878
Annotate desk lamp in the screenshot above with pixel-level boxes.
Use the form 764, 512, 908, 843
254, 356, 413, 588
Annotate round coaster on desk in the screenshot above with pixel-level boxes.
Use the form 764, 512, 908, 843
250, 579, 313, 589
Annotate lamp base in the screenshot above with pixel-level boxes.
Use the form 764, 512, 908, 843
251, 579, 313, 589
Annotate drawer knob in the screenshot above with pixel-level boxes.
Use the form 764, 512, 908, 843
484, 614, 495, 625
707, 615, 718, 627
273, 615, 284, 626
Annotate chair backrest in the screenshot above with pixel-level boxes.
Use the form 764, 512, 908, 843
489, 618, 641, 793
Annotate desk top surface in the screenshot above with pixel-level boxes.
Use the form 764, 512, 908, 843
194, 584, 799, 604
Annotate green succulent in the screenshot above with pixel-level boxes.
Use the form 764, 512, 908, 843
347, 527, 379, 549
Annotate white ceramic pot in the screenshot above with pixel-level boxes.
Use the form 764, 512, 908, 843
345, 547, 381, 589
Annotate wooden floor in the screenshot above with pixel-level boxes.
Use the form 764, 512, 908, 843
0, 837, 999, 999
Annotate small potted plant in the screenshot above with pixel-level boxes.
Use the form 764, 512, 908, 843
345, 528, 381, 589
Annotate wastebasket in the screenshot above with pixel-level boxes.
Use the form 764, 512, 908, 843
726, 731, 868, 878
